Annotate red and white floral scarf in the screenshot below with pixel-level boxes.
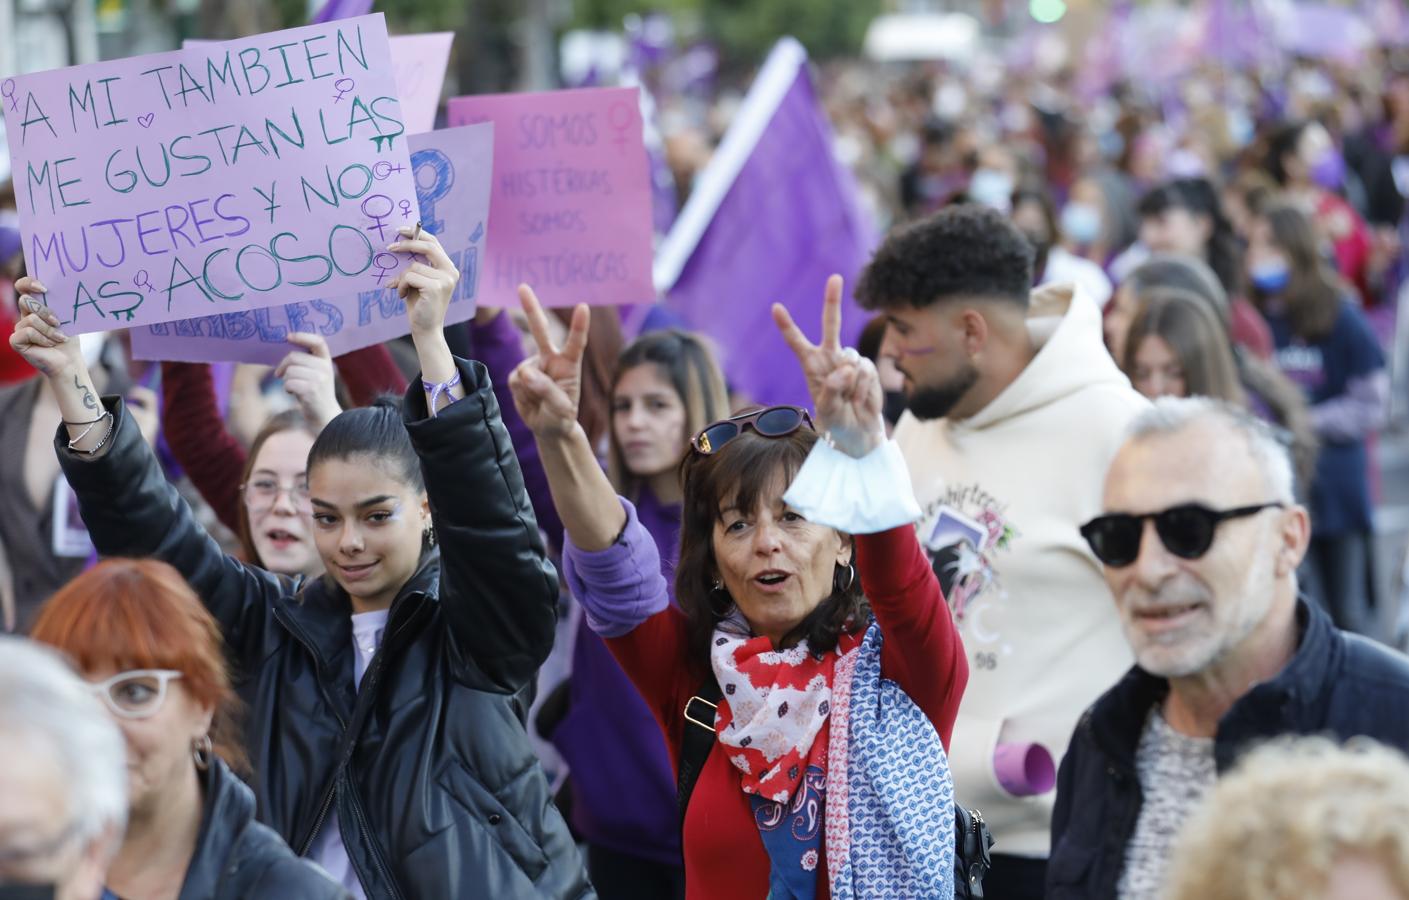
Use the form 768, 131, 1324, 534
709, 615, 837, 803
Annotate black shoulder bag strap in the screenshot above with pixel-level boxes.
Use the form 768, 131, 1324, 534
676, 677, 724, 832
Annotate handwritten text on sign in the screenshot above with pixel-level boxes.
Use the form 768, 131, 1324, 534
131, 122, 494, 364
183, 31, 450, 134
446, 87, 654, 307
0, 14, 417, 334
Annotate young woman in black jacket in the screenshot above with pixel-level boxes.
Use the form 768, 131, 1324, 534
30, 558, 349, 900
9, 227, 592, 900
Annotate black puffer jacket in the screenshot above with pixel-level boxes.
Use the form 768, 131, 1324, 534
60, 359, 592, 900
182, 758, 348, 899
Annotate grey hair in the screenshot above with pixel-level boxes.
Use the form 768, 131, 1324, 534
1127, 396, 1296, 503
0, 636, 128, 849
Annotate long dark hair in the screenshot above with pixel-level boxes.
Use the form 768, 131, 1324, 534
607, 329, 730, 499
675, 426, 869, 680
1264, 121, 1310, 187
1137, 178, 1245, 299
307, 397, 423, 491
1253, 201, 1345, 342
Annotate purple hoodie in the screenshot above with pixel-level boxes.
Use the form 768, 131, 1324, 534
554, 489, 683, 865
472, 317, 684, 865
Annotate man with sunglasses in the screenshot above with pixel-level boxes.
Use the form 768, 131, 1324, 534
855, 203, 1149, 898
1047, 397, 1409, 900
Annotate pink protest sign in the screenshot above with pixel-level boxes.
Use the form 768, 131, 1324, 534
446, 87, 654, 307
186, 32, 450, 134
1, 14, 418, 335
130, 122, 494, 364
391, 33, 452, 134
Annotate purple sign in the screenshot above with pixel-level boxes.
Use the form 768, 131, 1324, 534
1, 14, 418, 334
186, 32, 453, 135
446, 87, 654, 307
653, 38, 876, 408
130, 122, 493, 364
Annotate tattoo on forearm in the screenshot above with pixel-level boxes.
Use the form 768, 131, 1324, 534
75, 375, 97, 411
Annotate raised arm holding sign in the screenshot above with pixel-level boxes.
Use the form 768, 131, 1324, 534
0, 13, 418, 333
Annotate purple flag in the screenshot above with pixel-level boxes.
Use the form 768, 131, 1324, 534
310, 0, 373, 25
654, 38, 877, 408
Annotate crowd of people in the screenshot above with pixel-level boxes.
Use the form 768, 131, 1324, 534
6, 16, 1409, 900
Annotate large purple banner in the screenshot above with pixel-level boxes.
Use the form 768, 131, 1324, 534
0, 14, 417, 334
654, 38, 876, 408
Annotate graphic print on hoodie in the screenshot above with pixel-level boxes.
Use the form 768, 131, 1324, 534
894, 284, 1149, 859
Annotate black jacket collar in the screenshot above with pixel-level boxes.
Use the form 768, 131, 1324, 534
177, 759, 253, 900
1087, 598, 1332, 773
276, 552, 442, 672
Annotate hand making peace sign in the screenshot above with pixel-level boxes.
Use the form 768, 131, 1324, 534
772, 274, 884, 459
508, 285, 591, 439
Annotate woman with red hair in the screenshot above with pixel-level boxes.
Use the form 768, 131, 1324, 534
31, 557, 347, 900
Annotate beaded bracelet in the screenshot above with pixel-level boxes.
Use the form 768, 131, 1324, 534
422, 369, 462, 418
67, 411, 111, 449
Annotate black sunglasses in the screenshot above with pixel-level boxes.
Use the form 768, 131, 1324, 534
1080, 502, 1284, 568
690, 406, 815, 455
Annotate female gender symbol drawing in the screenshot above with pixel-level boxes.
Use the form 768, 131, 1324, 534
332, 78, 355, 103
607, 102, 634, 154
132, 270, 155, 293
1, 79, 17, 113
369, 252, 399, 285
360, 195, 394, 241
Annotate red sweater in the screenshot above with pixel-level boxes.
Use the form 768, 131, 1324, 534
607, 525, 968, 898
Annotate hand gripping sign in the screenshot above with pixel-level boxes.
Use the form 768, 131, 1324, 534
0, 14, 418, 334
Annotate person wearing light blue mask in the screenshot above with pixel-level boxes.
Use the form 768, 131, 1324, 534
1248, 202, 1388, 637
1060, 202, 1103, 249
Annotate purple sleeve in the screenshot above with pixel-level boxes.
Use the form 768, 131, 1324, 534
562, 497, 669, 638
471, 313, 564, 550
1312, 369, 1389, 441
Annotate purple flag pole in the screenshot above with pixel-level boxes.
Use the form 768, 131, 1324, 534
653, 38, 878, 408
310, 0, 374, 25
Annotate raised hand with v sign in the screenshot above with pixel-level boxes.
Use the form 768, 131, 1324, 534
508, 284, 592, 440
772, 274, 884, 459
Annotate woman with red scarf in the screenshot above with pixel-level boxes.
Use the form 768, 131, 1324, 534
510, 278, 968, 898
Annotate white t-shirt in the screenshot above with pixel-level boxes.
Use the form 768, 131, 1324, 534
308, 608, 390, 900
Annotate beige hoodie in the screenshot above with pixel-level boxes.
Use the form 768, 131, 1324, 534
893, 284, 1148, 857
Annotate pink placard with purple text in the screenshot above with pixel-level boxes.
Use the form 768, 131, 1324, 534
130, 122, 493, 365
1, 14, 418, 334
446, 86, 654, 307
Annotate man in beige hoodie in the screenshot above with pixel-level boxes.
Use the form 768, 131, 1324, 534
855, 204, 1148, 899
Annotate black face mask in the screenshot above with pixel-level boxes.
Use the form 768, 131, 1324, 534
0, 884, 58, 900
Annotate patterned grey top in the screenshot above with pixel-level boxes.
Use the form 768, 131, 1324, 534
1117, 705, 1217, 899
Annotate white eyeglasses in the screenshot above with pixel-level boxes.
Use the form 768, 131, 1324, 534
86, 669, 184, 719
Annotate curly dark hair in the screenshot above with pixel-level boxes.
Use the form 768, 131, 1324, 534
675, 425, 870, 681
854, 204, 1035, 311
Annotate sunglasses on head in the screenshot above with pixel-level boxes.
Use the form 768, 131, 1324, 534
690, 406, 815, 456
1079, 502, 1284, 568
